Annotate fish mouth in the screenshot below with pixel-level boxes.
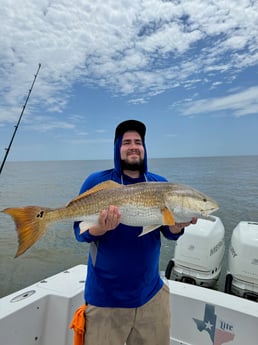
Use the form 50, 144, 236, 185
201, 207, 219, 215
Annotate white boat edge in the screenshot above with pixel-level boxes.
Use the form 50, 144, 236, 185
0, 264, 257, 345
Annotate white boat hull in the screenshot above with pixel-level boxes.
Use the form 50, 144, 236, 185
0, 265, 257, 345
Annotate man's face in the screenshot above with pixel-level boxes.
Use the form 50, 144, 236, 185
120, 131, 145, 171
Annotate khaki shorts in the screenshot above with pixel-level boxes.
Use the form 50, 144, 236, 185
84, 284, 170, 345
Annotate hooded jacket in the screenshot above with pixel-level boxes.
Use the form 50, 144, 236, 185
74, 134, 184, 307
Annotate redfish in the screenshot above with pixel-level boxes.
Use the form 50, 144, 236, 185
2, 180, 218, 257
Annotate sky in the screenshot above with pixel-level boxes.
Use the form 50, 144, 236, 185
0, 0, 258, 162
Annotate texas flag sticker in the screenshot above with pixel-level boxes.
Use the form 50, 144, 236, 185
193, 303, 235, 345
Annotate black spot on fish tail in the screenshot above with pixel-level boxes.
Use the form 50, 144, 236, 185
37, 210, 45, 218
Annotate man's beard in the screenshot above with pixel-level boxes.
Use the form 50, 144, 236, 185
120, 159, 145, 172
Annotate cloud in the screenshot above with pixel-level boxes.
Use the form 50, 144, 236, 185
0, 0, 258, 127
24, 115, 76, 132
180, 87, 258, 117
128, 97, 148, 104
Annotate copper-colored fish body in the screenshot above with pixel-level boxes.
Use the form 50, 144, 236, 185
2, 181, 218, 257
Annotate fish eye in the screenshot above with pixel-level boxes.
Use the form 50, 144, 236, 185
203, 198, 207, 202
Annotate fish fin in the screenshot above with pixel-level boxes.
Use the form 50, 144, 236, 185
161, 207, 175, 225
79, 221, 95, 234
139, 225, 161, 236
2, 206, 51, 257
138, 207, 175, 237
67, 180, 122, 206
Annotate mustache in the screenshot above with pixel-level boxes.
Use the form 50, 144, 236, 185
127, 149, 141, 155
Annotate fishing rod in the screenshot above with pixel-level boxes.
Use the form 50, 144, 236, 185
0, 63, 41, 176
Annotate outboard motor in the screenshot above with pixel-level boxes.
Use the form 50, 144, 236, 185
224, 221, 258, 301
165, 217, 225, 288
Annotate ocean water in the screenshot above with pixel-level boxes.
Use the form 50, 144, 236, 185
0, 156, 258, 298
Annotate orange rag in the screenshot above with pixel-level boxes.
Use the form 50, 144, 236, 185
70, 304, 87, 345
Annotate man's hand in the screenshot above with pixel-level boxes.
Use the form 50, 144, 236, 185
169, 217, 198, 234
89, 205, 121, 236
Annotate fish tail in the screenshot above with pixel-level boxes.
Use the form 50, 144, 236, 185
2, 206, 52, 257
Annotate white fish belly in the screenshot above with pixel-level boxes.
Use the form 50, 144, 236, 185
119, 205, 162, 227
